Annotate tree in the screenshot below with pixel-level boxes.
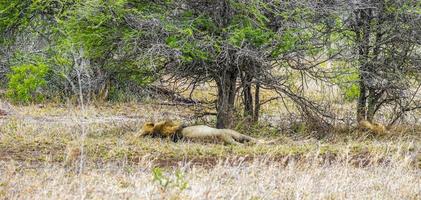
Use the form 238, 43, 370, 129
161, 0, 274, 128
0, 0, 160, 102
348, 0, 421, 124
160, 0, 345, 128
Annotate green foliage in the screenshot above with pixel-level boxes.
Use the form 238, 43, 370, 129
1, 0, 416, 115
6, 63, 49, 103
49, 0, 158, 88
152, 167, 170, 188
332, 66, 360, 102
192, 15, 217, 33
163, 12, 218, 64
229, 26, 272, 48
343, 83, 360, 102
272, 29, 299, 57
165, 32, 211, 63
0, 0, 74, 44
0, 0, 34, 40
152, 167, 189, 192
56, 0, 126, 58
164, 2, 276, 65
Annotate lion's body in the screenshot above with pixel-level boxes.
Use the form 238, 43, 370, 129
139, 121, 262, 145
358, 120, 386, 135
181, 125, 257, 145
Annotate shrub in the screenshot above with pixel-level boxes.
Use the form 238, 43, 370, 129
6, 63, 49, 103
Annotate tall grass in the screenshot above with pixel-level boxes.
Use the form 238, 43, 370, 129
1, 157, 420, 199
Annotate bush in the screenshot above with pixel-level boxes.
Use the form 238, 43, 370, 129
6, 63, 49, 103
332, 66, 360, 102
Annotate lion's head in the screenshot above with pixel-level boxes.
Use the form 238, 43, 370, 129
139, 120, 183, 138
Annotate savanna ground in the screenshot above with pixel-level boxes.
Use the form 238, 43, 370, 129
0, 99, 420, 199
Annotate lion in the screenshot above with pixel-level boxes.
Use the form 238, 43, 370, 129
139, 120, 273, 145
358, 120, 387, 135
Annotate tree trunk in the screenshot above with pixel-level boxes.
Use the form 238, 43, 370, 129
367, 88, 384, 122
355, 8, 372, 122
366, 3, 385, 122
357, 76, 367, 121
253, 82, 260, 123
216, 68, 238, 128
241, 72, 253, 119
366, 89, 377, 122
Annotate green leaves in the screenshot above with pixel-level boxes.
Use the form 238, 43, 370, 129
58, 0, 122, 58
165, 25, 211, 63
271, 29, 298, 57
192, 15, 217, 33
7, 63, 49, 103
229, 26, 272, 48
152, 167, 189, 192
332, 66, 360, 102
166, 35, 178, 48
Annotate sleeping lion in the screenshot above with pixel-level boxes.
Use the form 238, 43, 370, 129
358, 120, 387, 135
139, 120, 272, 145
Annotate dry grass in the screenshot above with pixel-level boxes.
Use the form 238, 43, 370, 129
0, 103, 420, 199
1, 159, 420, 199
